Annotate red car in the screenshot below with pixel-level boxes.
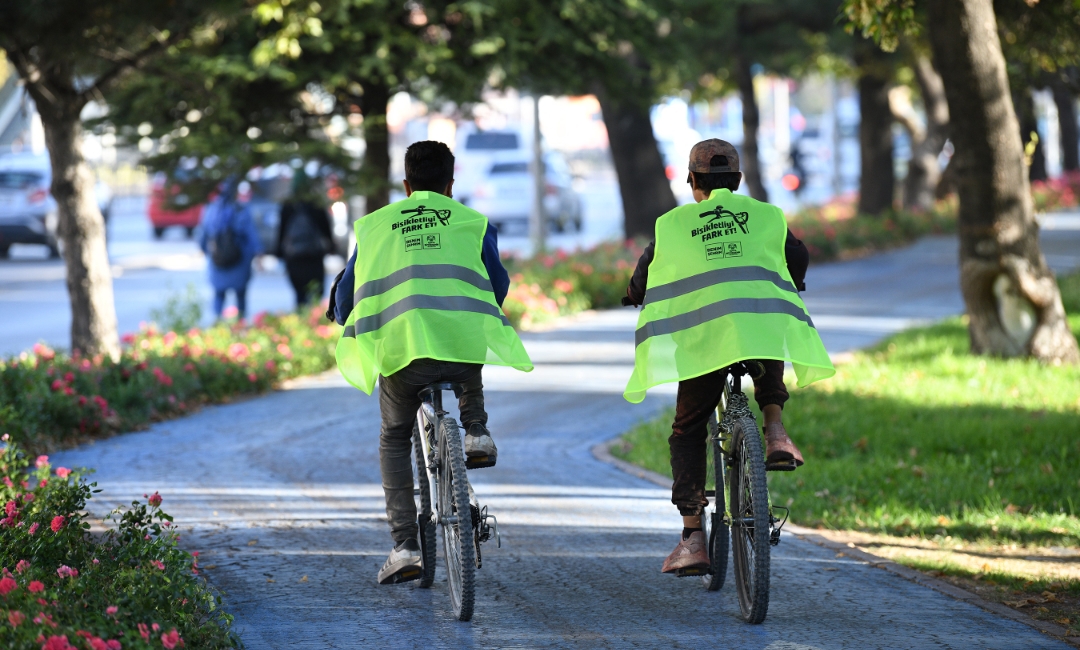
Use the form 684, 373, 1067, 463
148, 172, 204, 239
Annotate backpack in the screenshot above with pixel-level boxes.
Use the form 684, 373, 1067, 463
282, 206, 327, 258
207, 203, 244, 268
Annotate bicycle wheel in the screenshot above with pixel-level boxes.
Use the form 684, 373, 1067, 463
413, 426, 436, 588
728, 415, 771, 623
702, 421, 730, 591
437, 417, 476, 621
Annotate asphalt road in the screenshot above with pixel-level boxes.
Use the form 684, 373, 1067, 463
50, 216, 1080, 648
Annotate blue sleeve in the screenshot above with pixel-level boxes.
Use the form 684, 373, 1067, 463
334, 247, 357, 325
481, 224, 509, 306
241, 207, 263, 256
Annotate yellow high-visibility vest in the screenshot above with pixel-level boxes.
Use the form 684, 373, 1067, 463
624, 189, 834, 403
336, 191, 533, 394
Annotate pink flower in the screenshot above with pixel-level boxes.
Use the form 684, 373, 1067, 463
5, 500, 16, 516
264, 360, 276, 372
150, 560, 165, 570
56, 565, 78, 578
15, 560, 30, 573
92, 558, 99, 564
54, 467, 70, 479
50, 516, 65, 533
22, 492, 34, 503
152, 623, 160, 632
89, 639, 108, 650
106, 605, 118, 616
276, 343, 292, 358
121, 333, 136, 344
35, 455, 49, 468
7, 609, 24, 626
39, 479, 47, 488
183, 362, 196, 373
147, 492, 162, 507
2, 477, 11, 488
63, 372, 74, 383
106, 641, 122, 650
138, 623, 150, 640
28, 523, 39, 535
28, 580, 44, 593
33, 343, 56, 361
0, 576, 17, 595
41, 636, 72, 650
247, 372, 258, 383
160, 629, 182, 649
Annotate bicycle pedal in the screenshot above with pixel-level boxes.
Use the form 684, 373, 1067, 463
766, 460, 799, 472
676, 567, 710, 577
388, 567, 422, 584
465, 455, 496, 469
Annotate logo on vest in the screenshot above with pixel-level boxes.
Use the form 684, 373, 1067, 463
692, 205, 750, 242
706, 241, 743, 261
393, 205, 452, 236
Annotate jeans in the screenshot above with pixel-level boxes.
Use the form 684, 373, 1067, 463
669, 360, 789, 516
213, 288, 247, 319
378, 358, 487, 543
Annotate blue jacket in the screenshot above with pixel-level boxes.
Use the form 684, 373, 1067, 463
199, 198, 264, 292
334, 223, 509, 325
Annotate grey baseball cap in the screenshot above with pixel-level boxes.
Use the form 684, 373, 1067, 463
687, 139, 740, 173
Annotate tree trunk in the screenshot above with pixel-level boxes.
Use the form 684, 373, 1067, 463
22, 80, 120, 359
902, 54, 950, 211
359, 80, 391, 214
1050, 75, 1079, 172
855, 39, 895, 215
927, 0, 1079, 363
735, 50, 768, 202
595, 89, 677, 240
1017, 89, 1047, 182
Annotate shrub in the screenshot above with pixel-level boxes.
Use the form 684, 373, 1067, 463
0, 435, 238, 648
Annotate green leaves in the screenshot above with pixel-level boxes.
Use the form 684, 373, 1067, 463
841, 0, 921, 52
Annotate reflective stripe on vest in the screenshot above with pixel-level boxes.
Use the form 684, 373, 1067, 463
624, 188, 833, 403
336, 191, 532, 394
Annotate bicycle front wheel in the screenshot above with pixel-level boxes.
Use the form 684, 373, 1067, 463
413, 425, 436, 588
437, 417, 476, 621
728, 415, 771, 623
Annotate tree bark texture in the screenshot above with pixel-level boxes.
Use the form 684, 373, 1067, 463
595, 90, 677, 240
1050, 76, 1079, 172
855, 40, 895, 216
360, 80, 391, 214
735, 50, 768, 202
902, 55, 950, 210
17, 69, 120, 359
927, 0, 1079, 363
1016, 89, 1047, 182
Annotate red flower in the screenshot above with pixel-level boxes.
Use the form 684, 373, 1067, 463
63, 372, 74, 383
55, 467, 70, 479
137, 623, 150, 641
28, 580, 44, 593
33, 343, 56, 361
106, 641, 121, 650
150, 560, 165, 570
247, 372, 258, 383
56, 565, 78, 578
160, 629, 183, 649
7, 609, 24, 626
15, 560, 30, 573
50, 516, 65, 533
0, 576, 17, 595
28, 522, 39, 535
121, 333, 136, 344
50, 379, 64, 392
147, 492, 162, 507
41, 636, 72, 650
89, 638, 109, 650
106, 605, 118, 616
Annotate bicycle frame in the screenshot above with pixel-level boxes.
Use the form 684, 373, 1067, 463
416, 383, 456, 525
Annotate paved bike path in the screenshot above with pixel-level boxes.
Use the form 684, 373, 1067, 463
53, 233, 1080, 649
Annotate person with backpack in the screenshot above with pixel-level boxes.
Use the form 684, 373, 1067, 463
199, 177, 263, 320
276, 169, 333, 309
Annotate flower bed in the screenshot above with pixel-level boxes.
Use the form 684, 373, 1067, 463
0, 307, 339, 455
1031, 171, 1080, 213
0, 436, 238, 648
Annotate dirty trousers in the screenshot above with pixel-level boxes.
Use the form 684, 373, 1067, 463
670, 360, 789, 517
378, 358, 487, 543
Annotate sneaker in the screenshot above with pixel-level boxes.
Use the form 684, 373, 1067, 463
661, 531, 710, 574
377, 539, 422, 585
464, 423, 497, 469
764, 422, 804, 471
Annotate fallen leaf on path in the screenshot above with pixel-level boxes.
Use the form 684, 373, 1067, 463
299, 576, 308, 582
1054, 617, 1071, 626
1004, 600, 1029, 608
835, 552, 846, 558
247, 540, 258, 546
822, 567, 838, 572
1042, 591, 1062, 603
266, 578, 275, 583
204, 565, 217, 570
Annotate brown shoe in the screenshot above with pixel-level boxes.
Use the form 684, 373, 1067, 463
764, 422, 804, 471
661, 531, 710, 574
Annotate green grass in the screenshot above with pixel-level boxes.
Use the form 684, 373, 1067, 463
615, 274, 1080, 547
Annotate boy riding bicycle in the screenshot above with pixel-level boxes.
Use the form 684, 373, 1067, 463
330, 141, 532, 584
622, 140, 834, 574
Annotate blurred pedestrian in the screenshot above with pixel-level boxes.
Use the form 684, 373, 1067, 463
199, 177, 263, 320
277, 169, 333, 309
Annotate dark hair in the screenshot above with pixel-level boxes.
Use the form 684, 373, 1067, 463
688, 154, 740, 192
405, 140, 455, 191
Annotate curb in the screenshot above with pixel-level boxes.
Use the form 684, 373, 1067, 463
590, 437, 1080, 648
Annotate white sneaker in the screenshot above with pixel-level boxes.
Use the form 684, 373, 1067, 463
464, 423, 497, 469
377, 539, 422, 584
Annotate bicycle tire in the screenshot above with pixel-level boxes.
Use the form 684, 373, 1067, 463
413, 426, 436, 588
728, 415, 771, 623
437, 417, 476, 621
702, 427, 730, 592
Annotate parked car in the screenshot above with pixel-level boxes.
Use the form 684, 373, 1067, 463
465, 151, 583, 233
148, 171, 204, 239
0, 153, 113, 258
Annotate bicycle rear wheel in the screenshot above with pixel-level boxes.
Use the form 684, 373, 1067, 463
413, 426, 436, 588
437, 417, 476, 621
728, 415, 771, 623
702, 415, 729, 592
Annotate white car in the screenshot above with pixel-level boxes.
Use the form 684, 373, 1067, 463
0, 153, 113, 258
462, 150, 583, 233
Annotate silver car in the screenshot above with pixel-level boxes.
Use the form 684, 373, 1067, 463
0, 153, 113, 258
464, 151, 582, 233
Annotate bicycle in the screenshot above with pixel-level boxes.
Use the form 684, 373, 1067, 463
684, 361, 788, 624
411, 382, 500, 621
